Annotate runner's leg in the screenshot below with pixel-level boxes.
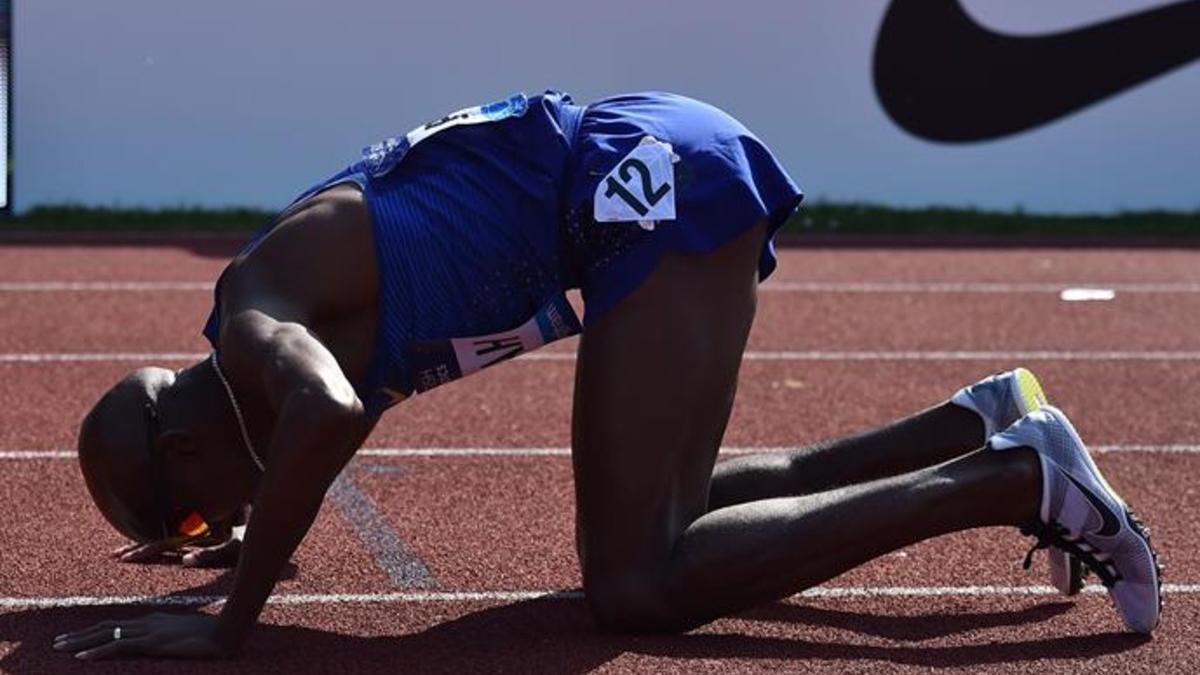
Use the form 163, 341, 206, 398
709, 402, 986, 508
571, 222, 1042, 632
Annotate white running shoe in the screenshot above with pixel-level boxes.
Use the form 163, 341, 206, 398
951, 367, 1048, 439
951, 368, 1085, 595
989, 406, 1163, 634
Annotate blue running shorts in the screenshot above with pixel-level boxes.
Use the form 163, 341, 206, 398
561, 91, 803, 320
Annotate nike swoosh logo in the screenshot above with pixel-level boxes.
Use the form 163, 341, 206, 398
1062, 470, 1122, 538
873, 0, 1200, 142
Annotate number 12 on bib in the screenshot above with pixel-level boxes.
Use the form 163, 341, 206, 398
593, 136, 681, 231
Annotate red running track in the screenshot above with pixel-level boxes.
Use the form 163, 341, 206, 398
2, 241, 1199, 673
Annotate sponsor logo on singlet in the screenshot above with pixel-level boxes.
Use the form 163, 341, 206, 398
361, 93, 530, 177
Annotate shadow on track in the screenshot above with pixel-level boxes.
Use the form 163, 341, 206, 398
739, 600, 1076, 642
1, 592, 1150, 674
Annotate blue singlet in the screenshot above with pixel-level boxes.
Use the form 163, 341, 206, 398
204, 90, 803, 415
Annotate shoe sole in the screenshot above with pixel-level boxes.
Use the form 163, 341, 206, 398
1049, 546, 1086, 595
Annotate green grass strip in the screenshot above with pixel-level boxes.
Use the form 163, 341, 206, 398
4, 202, 1200, 237
790, 202, 1200, 237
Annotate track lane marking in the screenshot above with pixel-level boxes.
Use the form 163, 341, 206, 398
761, 281, 1200, 294
3, 584, 1198, 609
7, 281, 1200, 294
329, 470, 435, 589
0, 352, 208, 363
0, 282, 214, 292
8, 350, 1200, 363
734, 351, 1200, 362
5, 445, 1198, 460
523, 351, 1200, 362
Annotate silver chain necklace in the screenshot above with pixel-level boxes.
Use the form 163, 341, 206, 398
210, 352, 266, 473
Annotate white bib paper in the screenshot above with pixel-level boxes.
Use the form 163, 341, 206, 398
449, 316, 546, 378
593, 136, 679, 230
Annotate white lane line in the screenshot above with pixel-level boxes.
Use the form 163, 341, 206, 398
760, 281, 1200, 294
3, 584, 1198, 609
362, 447, 572, 457
1093, 444, 1200, 454
365, 444, 1200, 457
5, 281, 1200, 294
521, 351, 1200, 362
6, 445, 1198, 461
0, 282, 213, 292
735, 350, 1200, 361
803, 584, 1200, 598
7, 350, 1200, 364
0, 590, 580, 609
0, 352, 207, 363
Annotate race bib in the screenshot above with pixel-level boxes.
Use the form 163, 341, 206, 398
361, 93, 530, 177
405, 294, 582, 393
593, 135, 680, 231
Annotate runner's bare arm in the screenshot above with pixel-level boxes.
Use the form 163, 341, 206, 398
212, 308, 374, 652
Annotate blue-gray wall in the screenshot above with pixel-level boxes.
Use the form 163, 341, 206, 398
14, 0, 1200, 212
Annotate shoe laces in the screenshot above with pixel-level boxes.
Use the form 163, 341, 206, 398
1019, 520, 1122, 587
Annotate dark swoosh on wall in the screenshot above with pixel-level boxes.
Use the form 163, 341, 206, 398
873, 0, 1200, 142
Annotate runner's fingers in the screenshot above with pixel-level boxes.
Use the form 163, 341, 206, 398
52, 627, 118, 653
110, 542, 141, 558
54, 619, 148, 647
182, 539, 241, 568
119, 540, 178, 563
76, 636, 149, 660
118, 546, 154, 563
54, 622, 148, 653
54, 619, 119, 644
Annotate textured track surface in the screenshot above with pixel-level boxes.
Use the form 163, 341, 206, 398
2, 241, 1198, 673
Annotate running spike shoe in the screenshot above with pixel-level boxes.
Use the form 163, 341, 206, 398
989, 406, 1163, 634
951, 368, 1085, 595
951, 367, 1048, 439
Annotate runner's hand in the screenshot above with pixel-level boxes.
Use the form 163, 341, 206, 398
111, 530, 240, 567
180, 535, 242, 568
111, 507, 247, 567
111, 538, 184, 564
53, 612, 231, 660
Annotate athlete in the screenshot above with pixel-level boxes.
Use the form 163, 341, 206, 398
55, 91, 1161, 660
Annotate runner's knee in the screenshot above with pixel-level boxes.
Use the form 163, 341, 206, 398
584, 572, 697, 634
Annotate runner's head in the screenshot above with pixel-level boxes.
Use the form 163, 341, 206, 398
77, 361, 258, 544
